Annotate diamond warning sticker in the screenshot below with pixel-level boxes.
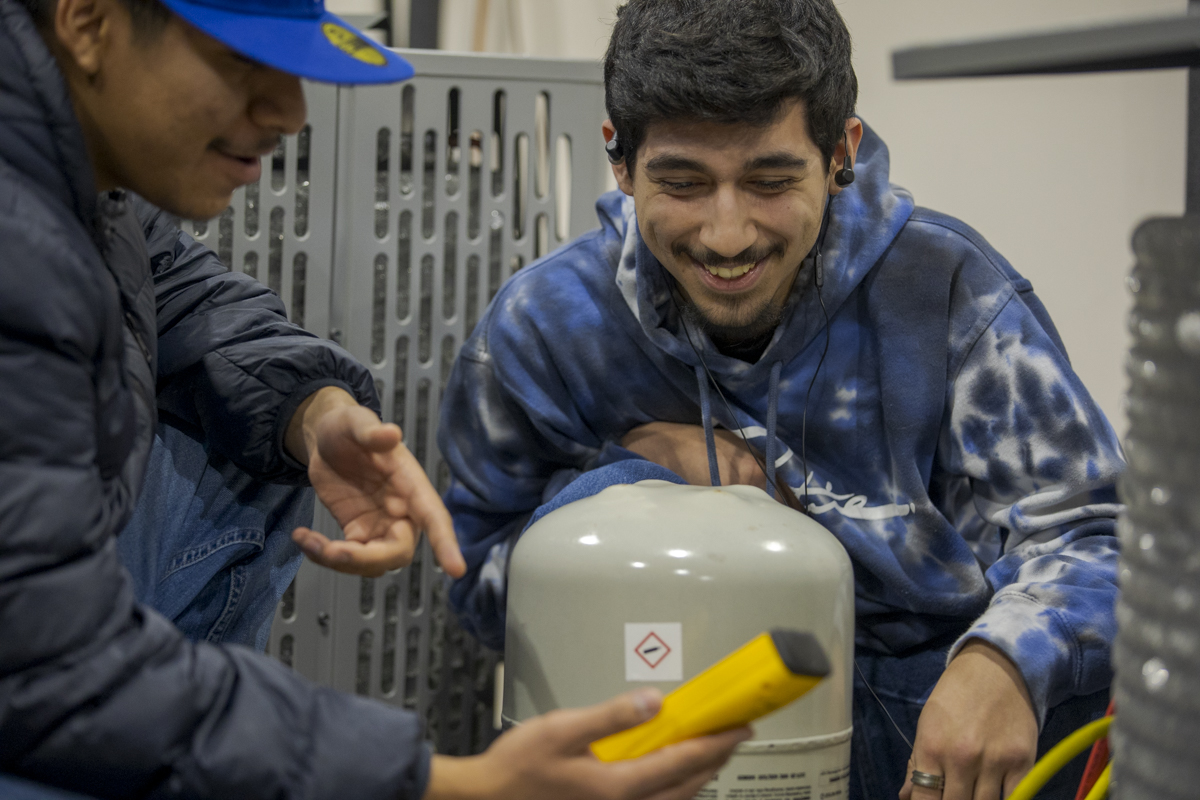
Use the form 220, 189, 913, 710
636, 632, 671, 668
625, 622, 682, 681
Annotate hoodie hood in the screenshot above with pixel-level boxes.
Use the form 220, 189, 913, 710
0, 0, 97, 233
607, 121, 914, 384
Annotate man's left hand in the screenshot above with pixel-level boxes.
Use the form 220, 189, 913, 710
900, 639, 1038, 800
285, 386, 466, 578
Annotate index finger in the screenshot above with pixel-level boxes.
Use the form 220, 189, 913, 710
391, 445, 466, 578
613, 727, 751, 798
548, 690, 663, 752
416, 499, 465, 578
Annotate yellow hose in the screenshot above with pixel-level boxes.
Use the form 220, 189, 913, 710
1082, 762, 1112, 800
1006, 716, 1113, 800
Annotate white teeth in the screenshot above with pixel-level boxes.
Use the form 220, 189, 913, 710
704, 263, 754, 279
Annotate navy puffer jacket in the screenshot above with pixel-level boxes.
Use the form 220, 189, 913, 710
0, 2, 430, 796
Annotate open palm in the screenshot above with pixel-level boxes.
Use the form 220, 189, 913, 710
291, 404, 465, 578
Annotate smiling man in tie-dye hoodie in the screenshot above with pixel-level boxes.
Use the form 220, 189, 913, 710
438, 1, 1123, 798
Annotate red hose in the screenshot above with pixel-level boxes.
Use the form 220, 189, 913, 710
1073, 698, 1116, 800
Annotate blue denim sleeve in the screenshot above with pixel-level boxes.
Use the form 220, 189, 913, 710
942, 293, 1124, 725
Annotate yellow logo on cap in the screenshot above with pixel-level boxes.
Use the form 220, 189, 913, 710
322, 22, 386, 66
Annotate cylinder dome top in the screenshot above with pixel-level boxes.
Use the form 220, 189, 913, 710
514, 480, 852, 587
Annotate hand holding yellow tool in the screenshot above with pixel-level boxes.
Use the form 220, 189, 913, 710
591, 628, 831, 761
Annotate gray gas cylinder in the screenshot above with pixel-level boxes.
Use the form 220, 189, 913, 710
1111, 217, 1200, 799
503, 480, 856, 800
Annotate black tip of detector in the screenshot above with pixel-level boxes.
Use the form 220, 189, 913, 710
769, 629, 831, 678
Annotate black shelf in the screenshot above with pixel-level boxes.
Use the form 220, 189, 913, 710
892, 14, 1200, 79
892, 8, 1200, 212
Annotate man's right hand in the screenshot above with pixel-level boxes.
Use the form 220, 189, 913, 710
622, 421, 766, 491
423, 689, 750, 800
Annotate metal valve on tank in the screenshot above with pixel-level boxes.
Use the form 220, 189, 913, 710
503, 480, 856, 800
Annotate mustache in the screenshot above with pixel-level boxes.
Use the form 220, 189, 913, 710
673, 242, 785, 269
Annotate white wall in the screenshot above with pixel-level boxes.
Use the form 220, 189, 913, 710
438, 0, 1191, 434
840, 1, 1187, 436
439, 0, 618, 55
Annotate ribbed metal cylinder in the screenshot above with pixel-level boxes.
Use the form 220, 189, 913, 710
1111, 217, 1200, 799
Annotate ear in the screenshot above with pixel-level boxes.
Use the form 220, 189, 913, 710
602, 118, 635, 197
52, 0, 115, 77
827, 117, 864, 197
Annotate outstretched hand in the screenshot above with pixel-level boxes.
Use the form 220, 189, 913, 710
425, 689, 750, 800
285, 387, 465, 578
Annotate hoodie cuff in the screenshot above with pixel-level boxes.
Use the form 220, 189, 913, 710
589, 440, 649, 470
947, 590, 1079, 729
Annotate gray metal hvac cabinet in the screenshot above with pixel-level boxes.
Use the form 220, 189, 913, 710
184, 49, 609, 756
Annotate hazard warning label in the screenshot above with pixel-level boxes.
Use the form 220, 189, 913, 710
625, 623, 682, 681
635, 632, 671, 668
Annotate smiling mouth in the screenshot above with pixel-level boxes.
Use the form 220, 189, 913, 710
211, 134, 281, 163
702, 263, 756, 280
214, 148, 264, 163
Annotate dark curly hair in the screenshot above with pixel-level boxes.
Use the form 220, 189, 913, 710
604, 0, 858, 174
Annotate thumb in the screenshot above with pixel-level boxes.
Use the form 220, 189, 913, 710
338, 405, 399, 452
557, 689, 662, 752
361, 421, 403, 452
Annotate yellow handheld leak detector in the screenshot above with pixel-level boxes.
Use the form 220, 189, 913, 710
591, 628, 830, 762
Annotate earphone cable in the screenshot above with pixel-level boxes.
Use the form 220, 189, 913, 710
797, 194, 835, 511
854, 658, 916, 752
799, 279, 831, 510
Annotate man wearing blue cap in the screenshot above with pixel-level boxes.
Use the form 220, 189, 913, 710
0, 0, 747, 797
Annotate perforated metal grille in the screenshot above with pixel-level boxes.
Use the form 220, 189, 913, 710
184, 53, 606, 756
186, 83, 338, 338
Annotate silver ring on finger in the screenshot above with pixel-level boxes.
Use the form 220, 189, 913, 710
911, 770, 946, 791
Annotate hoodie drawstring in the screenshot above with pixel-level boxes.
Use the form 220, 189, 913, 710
765, 361, 782, 498
695, 360, 784, 494
695, 364, 721, 486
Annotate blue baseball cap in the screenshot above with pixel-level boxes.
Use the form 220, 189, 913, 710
158, 0, 414, 85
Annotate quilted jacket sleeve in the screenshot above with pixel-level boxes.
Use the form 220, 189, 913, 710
0, 197, 429, 798
137, 198, 379, 483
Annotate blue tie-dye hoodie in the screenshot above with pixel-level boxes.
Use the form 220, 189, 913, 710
437, 123, 1123, 725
